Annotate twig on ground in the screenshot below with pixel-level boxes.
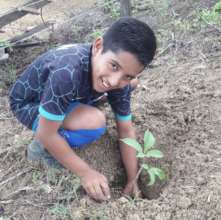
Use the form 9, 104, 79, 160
22, 199, 54, 208
0, 163, 20, 181
2, 186, 35, 200
0, 112, 14, 120
0, 168, 32, 189
0, 130, 15, 137
0, 144, 24, 156
208, 52, 221, 58
22, 214, 28, 220
24, 200, 44, 208
199, 50, 208, 62
0, 199, 14, 204
155, 43, 174, 58
208, 23, 221, 33
41, 211, 46, 220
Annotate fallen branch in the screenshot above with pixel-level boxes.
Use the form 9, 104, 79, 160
0, 168, 32, 189
22, 199, 53, 208
10, 21, 53, 45
1, 186, 35, 200
12, 40, 47, 48
0, 0, 51, 28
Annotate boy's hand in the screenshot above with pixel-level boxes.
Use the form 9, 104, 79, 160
123, 181, 142, 198
80, 168, 111, 201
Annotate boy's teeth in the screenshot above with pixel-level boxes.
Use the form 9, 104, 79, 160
104, 81, 109, 88
102, 78, 109, 88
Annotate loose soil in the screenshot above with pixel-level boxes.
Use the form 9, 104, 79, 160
0, 0, 221, 219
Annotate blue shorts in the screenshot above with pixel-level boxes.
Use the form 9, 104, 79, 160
32, 102, 106, 149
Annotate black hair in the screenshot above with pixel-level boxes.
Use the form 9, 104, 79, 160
102, 17, 157, 67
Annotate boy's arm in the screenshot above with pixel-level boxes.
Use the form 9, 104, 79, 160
116, 119, 140, 196
36, 116, 110, 201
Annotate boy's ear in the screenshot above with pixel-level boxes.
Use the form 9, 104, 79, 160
92, 37, 103, 55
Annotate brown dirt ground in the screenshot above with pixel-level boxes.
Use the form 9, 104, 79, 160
1, 0, 221, 219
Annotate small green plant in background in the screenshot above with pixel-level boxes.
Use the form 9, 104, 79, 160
90, 29, 104, 40
0, 63, 17, 90
49, 203, 72, 219
98, 0, 120, 19
32, 170, 43, 184
199, 1, 221, 25
4, 64, 17, 85
0, 40, 10, 49
133, 0, 170, 16
121, 130, 166, 186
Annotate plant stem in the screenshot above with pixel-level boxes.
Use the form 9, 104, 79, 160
133, 166, 143, 183
129, 166, 143, 197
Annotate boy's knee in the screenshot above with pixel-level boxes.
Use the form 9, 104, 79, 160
94, 108, 106, 127
86, 106, 106, 128
63, 105, 106, 130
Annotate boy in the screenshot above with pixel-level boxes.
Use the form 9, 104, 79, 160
9, 17, 156, 201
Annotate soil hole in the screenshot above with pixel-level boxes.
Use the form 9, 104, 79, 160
109, 168, 169, 200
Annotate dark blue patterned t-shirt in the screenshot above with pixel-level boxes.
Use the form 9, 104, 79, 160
9, 44, 132, 130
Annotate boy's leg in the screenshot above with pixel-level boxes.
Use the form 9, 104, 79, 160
63, 103, 106, 130
28, 104, 106, 164
59, 104, 106, 148
27, 139, 62, 167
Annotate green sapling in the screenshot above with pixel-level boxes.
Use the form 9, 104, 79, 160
121, 130, 165, 186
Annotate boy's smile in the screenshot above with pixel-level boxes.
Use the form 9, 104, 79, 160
91, 38, 144, 93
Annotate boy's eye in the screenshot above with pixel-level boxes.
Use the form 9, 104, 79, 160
111, 63, 119, 71
124, 75, 135, 81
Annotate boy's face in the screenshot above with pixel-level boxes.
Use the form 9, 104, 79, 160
91, 38, 144, 93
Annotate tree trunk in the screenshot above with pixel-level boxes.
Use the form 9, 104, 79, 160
120, 0, 131, 17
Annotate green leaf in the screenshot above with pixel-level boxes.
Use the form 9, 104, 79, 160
120, 138, 142, 152
145, 149, 164, 158
144, 130, 155, 152
0, 40, 10, 48
214, 2, 221, 13
149, 167, 166, 180
137, 152, 146, 158
147, 169, 156, 186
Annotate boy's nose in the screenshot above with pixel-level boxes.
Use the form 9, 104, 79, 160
108, 74, 121, 88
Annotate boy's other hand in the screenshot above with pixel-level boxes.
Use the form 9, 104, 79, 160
123, 181, 142, 198
80, 168, 111, 201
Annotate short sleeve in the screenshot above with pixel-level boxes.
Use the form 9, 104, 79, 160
39, 61, 78, 121
107, 85, 132, 121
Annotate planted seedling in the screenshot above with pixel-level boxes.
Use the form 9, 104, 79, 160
121, 130, 165, 186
